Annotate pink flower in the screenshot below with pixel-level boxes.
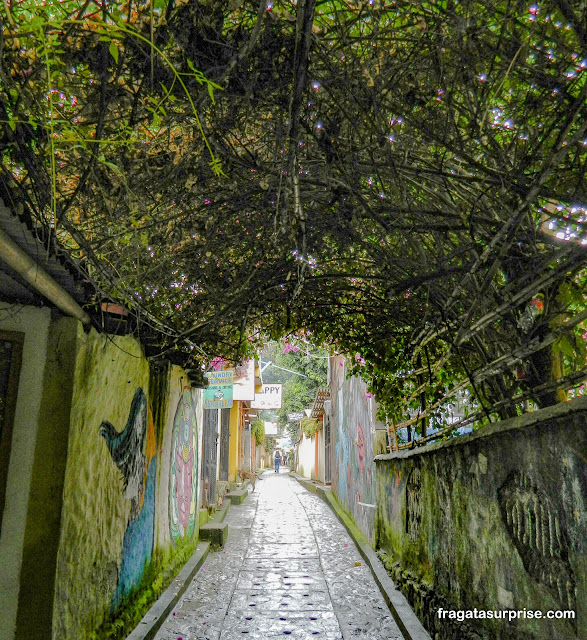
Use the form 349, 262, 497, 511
365, 392, 373, 399
283, 342, 299, 354
210, 356, 226, 371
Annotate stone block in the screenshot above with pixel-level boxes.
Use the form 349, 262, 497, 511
199, 522, 228, 547
226, 489, 247, 504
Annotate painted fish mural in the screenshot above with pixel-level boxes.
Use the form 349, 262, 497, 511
100, 387, 157, 609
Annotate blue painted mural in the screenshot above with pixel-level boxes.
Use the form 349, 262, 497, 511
100, 388, 157, 609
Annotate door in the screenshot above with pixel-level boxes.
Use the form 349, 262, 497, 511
219, 408, 230, 481
201, 409, 218, 506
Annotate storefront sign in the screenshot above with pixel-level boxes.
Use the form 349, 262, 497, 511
251, 384, 282, 409
204, 370, 233, 409
231, 359, 255, 401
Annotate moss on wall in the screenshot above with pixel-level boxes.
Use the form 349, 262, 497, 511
90, 533, 199, 640
330, 358, 379, 545
53, 327, 151, 640
52, 328, 203, 640
375, 399, 587, 640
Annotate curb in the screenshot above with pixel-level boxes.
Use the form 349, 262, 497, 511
293, 474, 431, 640
126, 493, 239, 640
212, 498, 231, 523
126, 541, 211, 640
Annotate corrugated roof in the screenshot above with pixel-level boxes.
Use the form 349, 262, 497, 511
0, 200, 87, 305
310, 388, 330, 419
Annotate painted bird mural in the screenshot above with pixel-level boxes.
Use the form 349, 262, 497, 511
100, 388, 148, 520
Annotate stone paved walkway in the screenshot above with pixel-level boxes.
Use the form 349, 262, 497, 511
154, 469, 404, 640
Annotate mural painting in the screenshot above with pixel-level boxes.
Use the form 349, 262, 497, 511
169, 388, 198, 544
100, 387, 157, 609
331, 358, 378, 541
335, 386, 350, 505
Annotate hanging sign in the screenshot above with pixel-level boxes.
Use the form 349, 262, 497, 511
287, 411, 305, 422
251, 384, 282, 409
204, 370, 234, 409
231, 359, 255, 401
264, 421, 279, 435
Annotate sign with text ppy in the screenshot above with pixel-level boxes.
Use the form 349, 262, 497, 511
251, 383, 283, 409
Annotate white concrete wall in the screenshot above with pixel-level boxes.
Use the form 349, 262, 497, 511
0, 304, 51, 640
316, 428, 325, 483
297, 432, 315, 479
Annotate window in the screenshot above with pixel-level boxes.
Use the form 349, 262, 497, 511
0, 330, 23, 530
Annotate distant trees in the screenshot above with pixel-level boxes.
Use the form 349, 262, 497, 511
259, 341, 327, 441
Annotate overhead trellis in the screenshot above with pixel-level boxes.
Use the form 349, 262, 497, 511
1, 0, 586, 437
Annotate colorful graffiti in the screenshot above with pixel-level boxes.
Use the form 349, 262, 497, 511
169, 389, 198, 544
100, 388, 157, 609
335, 387, 350, 504
331, 358, 377, 542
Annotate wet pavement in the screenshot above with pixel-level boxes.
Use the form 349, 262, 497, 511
154, 468, 404, 640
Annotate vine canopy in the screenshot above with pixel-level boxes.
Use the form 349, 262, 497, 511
1, 0, 586, 430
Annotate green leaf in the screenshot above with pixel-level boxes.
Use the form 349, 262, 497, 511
109, 41, 119, 65
557, 335, 576, 359
209, 157, 225, 176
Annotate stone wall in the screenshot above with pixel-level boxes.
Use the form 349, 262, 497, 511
50, 324, 202, 640
330, 356, 387, 545
375, 398, 587, 640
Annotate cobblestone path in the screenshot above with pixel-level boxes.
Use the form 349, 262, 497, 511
154, 470, 404, 640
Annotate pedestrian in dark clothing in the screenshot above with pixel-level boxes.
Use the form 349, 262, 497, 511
274, 450, 281, 473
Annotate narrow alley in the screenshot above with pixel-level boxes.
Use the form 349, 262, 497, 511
153, 470, 404, 640
1, 2, 586, 640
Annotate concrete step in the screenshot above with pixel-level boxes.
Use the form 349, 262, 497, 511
226, 487, 248, 504
199, 521, 228, 547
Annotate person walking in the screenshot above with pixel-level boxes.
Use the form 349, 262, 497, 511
274, 449, 281, 473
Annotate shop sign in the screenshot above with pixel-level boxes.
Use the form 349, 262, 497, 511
251, 384, 282, 409
204, 370, 234, 409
